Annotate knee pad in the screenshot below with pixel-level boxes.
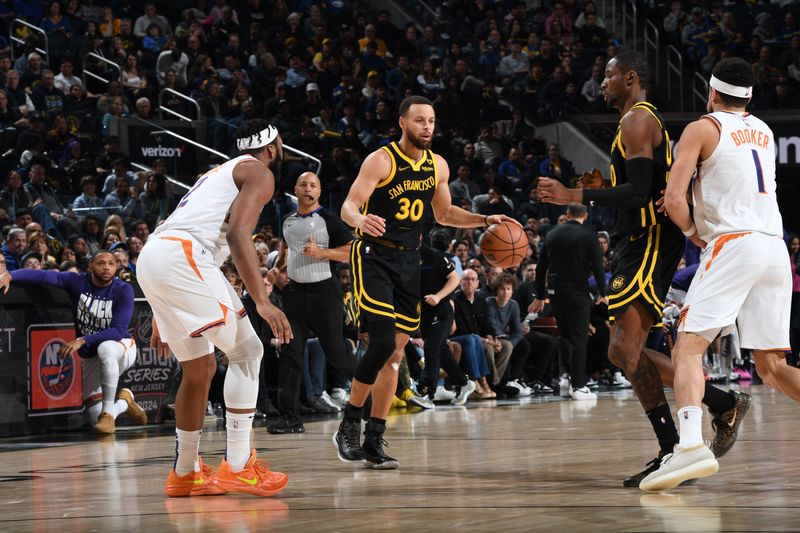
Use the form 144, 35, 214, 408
225, 331, 263, 369
354, 320, 396, 385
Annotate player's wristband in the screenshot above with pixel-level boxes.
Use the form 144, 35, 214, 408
484, 215, 490, 227
682, 224, 697, 238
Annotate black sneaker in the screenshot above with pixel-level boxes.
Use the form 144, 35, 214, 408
333, 417, 364, 462
262, 397, 280, 417
709, 391, 751, 458
623, 452, 698, 488
309, 396, 338, 414
267, 413, 305, 434
623, 453, 665, 488
362, 426, 399, 470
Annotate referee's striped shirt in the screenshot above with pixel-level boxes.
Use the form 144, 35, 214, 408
281, 206, 353, 283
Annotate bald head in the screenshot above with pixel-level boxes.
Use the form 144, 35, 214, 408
295, 172, 321, 212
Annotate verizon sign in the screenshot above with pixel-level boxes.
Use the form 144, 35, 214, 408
124, 121, 201, 180
140, 145, 187, 158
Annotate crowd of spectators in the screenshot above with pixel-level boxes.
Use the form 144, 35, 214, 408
0, 0, 798, 414
656, 0, 800, 109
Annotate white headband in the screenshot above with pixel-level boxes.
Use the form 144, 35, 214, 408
709, 75, 752, 98
236, 125, 278, 151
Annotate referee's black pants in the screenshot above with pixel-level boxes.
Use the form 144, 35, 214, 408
551, 285, 591, 389
277, 278, 358, 417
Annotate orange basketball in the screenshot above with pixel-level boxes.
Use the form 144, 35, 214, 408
479, 221, 527, 268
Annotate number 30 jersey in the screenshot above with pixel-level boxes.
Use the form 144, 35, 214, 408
692, 111, 783, 242
153, 155, 259, 265
356, 141, 439, 249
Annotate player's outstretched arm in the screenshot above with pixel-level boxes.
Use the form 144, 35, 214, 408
229, 160, 292, 343
664, 118, 717, 249
431, 154, 520, 228
539, 110, 657, 209
340, 150, 390, 237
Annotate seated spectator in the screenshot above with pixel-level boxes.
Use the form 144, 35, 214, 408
478, 185, 514, 217
156, 39, 189, 87
516, 186, 547, 223
134, 3, 172, 38
765, 76, 798, 109
449, 162, 480, 208
486, 273, 531, 395
539, 144, 576, 186
475, 125, 503, 167
121, 54, 148, 100
101, 96, 127, 138
20, 251, 43, 270
134, 97, 153, 119
103, 176, 144, 221
139, 173, 169, 226
2, 227, 26, 270
102, 158, 137, 196
27, 230, 56, 264
31, 70, 66, 120
81, 215, 103, 255
0, 170, 33, 215
54, 59, 82, 95
24, 162, 79, 239
497, 147, 528, 190
71, 175, 105, 222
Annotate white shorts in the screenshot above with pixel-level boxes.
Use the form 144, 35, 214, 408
137, 231, 250, 361
83, 338, 137, 403
679, 231, 791, 350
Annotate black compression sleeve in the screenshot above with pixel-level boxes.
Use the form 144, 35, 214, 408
581, 157, 654, 209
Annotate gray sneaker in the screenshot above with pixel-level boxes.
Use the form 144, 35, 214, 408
408, 394, 435, 409
451, 380, 477, 405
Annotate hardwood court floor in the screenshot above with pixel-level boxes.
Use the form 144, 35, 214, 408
1, 385, 799, 532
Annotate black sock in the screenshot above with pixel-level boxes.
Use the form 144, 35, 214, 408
702, 383, 736, 414
365, 417, 386, 436
646, 403, 679, 454
344, 403, 364, 422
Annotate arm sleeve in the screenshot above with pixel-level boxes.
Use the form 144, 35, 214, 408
321, 209, 354, 248
82, 283, 134, 348
581, 157, 654, 209
588, 234, 607, 296
535, 242, 548, 297
11, 269, 76, 289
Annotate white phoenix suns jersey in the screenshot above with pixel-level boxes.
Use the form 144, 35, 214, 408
692, 111, 783, 242
153, 155, 259, 264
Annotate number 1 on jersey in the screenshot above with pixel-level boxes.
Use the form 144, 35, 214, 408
751, 149, 766, 194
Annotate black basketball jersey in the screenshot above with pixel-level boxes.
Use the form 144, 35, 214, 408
609, 101, 673, 235
356, 141, 439, 249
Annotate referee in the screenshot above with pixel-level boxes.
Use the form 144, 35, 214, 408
267, 172, 358, 433
531, 203, 607, 400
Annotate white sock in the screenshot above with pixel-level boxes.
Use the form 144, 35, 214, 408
111, 399, 128, 419
226, 411, 254, 472
678, 406, 704, 448
87, 402, 102, 426
175, 429, 202, 476
101, 382, 117, 415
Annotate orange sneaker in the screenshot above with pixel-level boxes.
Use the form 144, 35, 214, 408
215, 449, 288, 497
165, 456, 226, 497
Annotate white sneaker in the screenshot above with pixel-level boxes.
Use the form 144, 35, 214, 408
331, 387, 349, 403
408, 395, 435, 409
585, 378, 599, 389
639, 444, 719, 492
513, 379, 532, 397
572, 386, 597, 400
728, 371, 740, 382
613, 371, 632, 388
320, 391, 342, 412
559, 374, 572, 398
433, 386, 456, 402
451, 380, 477, 405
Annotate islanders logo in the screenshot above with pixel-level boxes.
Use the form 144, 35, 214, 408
38, 338, 75, 400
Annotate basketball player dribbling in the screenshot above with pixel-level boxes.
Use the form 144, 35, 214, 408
642, 58, 800, 491
537, 51, 747, 487
137, 119, 292, 497
334, 95, 519, 468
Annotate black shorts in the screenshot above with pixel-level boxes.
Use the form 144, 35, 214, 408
350, 239, 421, 333
608, 222, 683, 326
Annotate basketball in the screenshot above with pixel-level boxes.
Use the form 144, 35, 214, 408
479, 221, 527, 268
